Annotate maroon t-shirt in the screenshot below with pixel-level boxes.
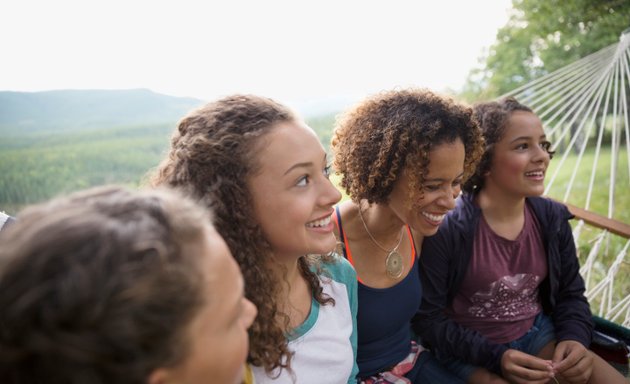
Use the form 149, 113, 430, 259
447, 204, 548, 343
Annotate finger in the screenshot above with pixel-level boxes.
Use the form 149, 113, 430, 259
507, 363, 555, 383
552, 349, 583, 373
558, 354, 592, 383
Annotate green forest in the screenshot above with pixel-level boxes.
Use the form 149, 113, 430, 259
0, 112, 338, 215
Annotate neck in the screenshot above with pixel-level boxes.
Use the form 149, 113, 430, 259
359, 200, 406, 243
477, 185, 526, 221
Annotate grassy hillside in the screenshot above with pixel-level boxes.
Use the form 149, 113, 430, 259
0, 109, 341, 215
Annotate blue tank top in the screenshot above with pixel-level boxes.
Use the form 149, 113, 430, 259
335, 206, 422, 377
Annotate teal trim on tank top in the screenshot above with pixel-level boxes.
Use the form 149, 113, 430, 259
287, 297, 320, 341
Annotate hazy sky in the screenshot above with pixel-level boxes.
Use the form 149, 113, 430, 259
2, 0, 512, 113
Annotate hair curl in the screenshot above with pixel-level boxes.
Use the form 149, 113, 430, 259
331, 88, 484, 206
0, 186, 209, 384
150, 94, 334, 375
463, 97, 555, 193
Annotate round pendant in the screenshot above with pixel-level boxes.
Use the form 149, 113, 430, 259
385, 250, 403, 279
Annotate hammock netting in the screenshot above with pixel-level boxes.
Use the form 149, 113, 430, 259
501, 28, 630, 328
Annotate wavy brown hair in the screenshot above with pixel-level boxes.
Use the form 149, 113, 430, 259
463, 97, 555, 193
150, 94, 334, 375
332, 88, 484, 206
0, 186, 209, 384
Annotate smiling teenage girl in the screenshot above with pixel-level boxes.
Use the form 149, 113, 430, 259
330, 88, 484, 383
152, 94, 358, 383
414, 97, 626, 384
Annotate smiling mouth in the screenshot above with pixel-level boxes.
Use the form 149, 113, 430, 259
525, 170, 545, 178
422, 211, 445, 222
306, 215, 332, 228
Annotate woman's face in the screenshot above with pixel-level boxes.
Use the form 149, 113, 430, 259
248, 121, 342, 260
149, 226, 257, 384
485, 111, 550, 198
388, 138, 465, 237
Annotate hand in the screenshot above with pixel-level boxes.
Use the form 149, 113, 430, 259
500, 348, 555, 384
552, 340, 593, 384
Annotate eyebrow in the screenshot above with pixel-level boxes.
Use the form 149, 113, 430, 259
424, 172, 465, 183
509, 134, 547, 144
282, 154, 327, 176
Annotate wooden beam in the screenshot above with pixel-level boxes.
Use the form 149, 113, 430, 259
562, 202, 630, 239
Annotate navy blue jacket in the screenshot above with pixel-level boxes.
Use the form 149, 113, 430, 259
412, 194, 593, 374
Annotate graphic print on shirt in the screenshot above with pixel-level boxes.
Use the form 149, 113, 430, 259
468, 273, 541, 319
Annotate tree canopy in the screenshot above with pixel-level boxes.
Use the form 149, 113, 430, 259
461, 0, 630, 101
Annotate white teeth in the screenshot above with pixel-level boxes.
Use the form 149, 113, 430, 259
422, 212, 445, 222
306, 216, 331, 228
525, 171, 544, 177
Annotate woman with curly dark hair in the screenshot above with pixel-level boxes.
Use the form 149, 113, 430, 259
413, 97, 626, 383
330, 88, 484, 383
0, 185, 257, 384
151, 94, 359, 383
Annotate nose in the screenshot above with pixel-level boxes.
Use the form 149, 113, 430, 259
322, 178, 342, 206
437, 185, 458, 210
243, 298, 257, 329
533, 144, 550, 163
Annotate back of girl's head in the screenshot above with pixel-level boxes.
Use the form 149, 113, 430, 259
464, 97, 548, 193
331, 88, 484, 204
151, 94, 299, 373
0, 186, 210, 384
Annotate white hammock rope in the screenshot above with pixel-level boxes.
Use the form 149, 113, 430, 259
500, 28, 630, 327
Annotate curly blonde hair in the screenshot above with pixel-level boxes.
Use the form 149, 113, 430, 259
150, 94, 333, 375
331, 88, 484, 206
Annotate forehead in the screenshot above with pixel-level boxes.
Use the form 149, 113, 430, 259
404, 139, 465, 180
502, 111, 543, 139
254, 121, 325, 169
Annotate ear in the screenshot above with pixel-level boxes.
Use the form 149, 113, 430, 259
147, 368, 172, 384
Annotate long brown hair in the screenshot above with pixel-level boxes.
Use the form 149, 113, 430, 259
151, 94, 334, 374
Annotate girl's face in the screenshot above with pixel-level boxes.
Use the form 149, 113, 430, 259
248, 121, 342, 260
388, 138, 465, 236
150, 226, 257, 384
485, 111, 551, 198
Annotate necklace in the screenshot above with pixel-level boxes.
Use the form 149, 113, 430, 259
358, 207, 404, 279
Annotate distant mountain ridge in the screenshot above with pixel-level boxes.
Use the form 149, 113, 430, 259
0, 89, 205, 134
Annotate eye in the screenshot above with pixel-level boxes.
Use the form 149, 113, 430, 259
323, 165, 332, 179
423, 184, 441, 192
515, 143, 528, 150
540, 141, 552, 151
296, 175, 310, 187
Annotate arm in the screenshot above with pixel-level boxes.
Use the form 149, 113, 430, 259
549, 207, 593, 347
412, 223, 508, 374
547, 205, 594, 381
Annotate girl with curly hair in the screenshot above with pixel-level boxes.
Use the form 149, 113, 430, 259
413, 97, 626, 383
0, 185, 257, 384
151, 94, 359, 383
330, 88, 484, 383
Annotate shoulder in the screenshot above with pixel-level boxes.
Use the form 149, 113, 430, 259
318, 252, 357, 283
526, 196, 573, 224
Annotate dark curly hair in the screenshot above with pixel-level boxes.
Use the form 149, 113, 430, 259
331, 88, 484, 206
0, 186, 209, 384
463, 97, 555, 193
150, 94, 334, 375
